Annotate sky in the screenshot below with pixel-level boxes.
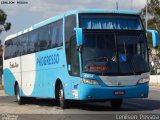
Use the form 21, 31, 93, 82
0, 0, 147, 43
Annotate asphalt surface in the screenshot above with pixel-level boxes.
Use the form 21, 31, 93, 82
0, 87, 160, 119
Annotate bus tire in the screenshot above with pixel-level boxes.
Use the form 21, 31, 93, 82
59, 84, 68, 109
15, 84, 24, 105
110, 99, 123, 108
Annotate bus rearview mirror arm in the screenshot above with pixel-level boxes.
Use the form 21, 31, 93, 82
147, 30, 159, 48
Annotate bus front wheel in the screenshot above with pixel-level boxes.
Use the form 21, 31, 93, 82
58, 84, 68, 109
110, 99, 123, 108
15, 84, 24, 105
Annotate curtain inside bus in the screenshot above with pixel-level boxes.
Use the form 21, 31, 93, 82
80, 15, 143, 30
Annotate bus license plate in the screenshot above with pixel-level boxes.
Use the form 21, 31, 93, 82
114, 90, 125, 95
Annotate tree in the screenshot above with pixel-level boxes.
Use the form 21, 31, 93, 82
140, 0, 160, 43
0, 9, 11, 78
140, 0, 160, 53
140, 0, 160, 74
0, 9, 11, 34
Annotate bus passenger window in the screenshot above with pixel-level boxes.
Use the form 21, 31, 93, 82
70, 38, 80, 76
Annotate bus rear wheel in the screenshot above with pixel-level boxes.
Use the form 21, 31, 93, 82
58, 84, 68, 109
15, 84, 24, 105
110, 99, 123, 108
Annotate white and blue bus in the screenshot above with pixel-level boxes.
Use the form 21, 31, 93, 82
3, 10, 159, 109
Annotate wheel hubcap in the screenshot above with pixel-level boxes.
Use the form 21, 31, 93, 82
59, 89, 63, 100
16, 88, 20, 101
17, 93, 20, 101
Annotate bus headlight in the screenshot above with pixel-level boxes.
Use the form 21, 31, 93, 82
80, 78, 99, 85
137, 78, 150, 84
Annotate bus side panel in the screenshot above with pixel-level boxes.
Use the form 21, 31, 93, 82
33, 48, 71, 98
3, 57, 21, 96
20, 48, 72, 98
21, 54, 36, 97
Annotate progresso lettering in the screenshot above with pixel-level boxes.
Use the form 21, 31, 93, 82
36, 54, 59, 66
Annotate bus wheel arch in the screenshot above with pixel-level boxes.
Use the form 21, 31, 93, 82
55, 79, 68, 109
14, 81, 18, 96
55, 79, 62, 100
14, 81, 24, 105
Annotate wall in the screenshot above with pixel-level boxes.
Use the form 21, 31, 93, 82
150, 75, 160, 86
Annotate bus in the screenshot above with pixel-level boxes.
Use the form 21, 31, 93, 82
3, 10, 159, 109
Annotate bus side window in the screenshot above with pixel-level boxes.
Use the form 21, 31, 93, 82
70, 37, 80, 76
19, 34, 28, 55
4, 41, 10, 59
38, 25, 50, 51
58, 21, 63, 46
50, 20, 63, 48
28, 30, 38, 53
65, 15, 80, 76
50, 23, 58, 48
12, 38, 19, 58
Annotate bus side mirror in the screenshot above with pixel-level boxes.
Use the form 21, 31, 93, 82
74, 28, 83, 46
147, 30, 159, 48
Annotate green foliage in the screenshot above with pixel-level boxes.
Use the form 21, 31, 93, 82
140, 0, 160, 34
0, 9, 11, 33
140, 0, 160, 54
0, 9, 6, 24
4, 22, 11, 31
150, 65, 157, 75
140, 1, 160, 50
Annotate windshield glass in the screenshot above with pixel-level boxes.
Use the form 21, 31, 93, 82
80, 14, 143, 30
82, 31, 149, 75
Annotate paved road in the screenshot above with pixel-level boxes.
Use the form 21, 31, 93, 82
0, 87, 160, 114
0, 87, 160, 120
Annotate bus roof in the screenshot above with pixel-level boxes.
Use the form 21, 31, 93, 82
5, 9, 138, 41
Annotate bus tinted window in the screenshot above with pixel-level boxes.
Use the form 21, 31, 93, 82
12, 38, 19, 57
80, 14, 143, 30
4, 19, 63, 60
38, 25, 50, 51
65, 15, 80, 76
4, 40, 11, 59
5, 38, 18, 59
19, 34, 28, 55
28, 30, 38, 53
65, 15, 76, 66
50, 20, 63, 48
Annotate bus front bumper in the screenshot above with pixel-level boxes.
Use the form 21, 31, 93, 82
79, 83, 149, 100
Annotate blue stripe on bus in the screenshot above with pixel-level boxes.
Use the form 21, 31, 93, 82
79, 83, 149, 100
3, 68, 25, 96
3, 68, 16, 96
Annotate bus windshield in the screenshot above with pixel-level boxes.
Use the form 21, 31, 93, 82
79, 14, 143, 30
82, 31, 149, 75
